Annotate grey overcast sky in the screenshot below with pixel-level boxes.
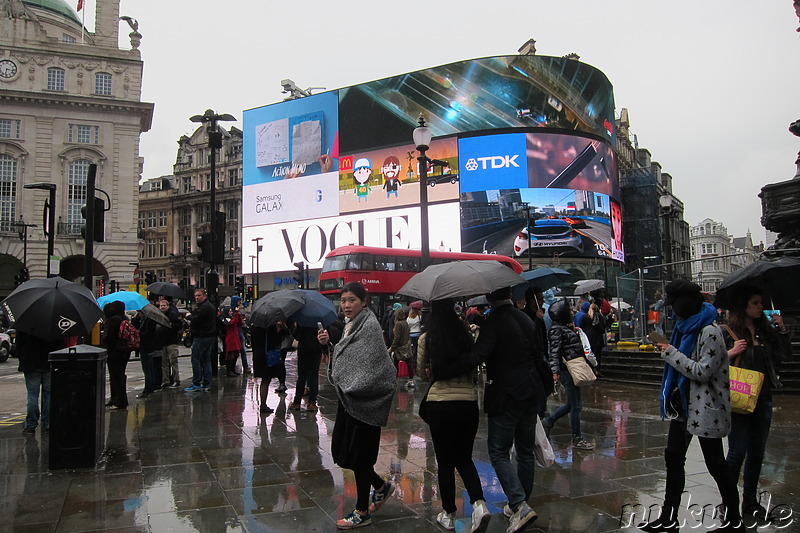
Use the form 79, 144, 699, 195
97, 1, 800, 242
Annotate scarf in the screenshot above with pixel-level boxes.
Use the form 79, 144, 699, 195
659, 302, 717, 419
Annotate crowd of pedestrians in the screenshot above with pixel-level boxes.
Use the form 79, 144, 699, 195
12, 272, 783, 533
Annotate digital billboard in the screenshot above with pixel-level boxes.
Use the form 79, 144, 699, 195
459, 131, 623, 262
242, 55, 622, 274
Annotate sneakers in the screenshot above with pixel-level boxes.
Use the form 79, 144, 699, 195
405, 379, 416, 389
170, 381, 182, 388
743, 501, 768, 521
306, 401, 318, 412
572, 437, 594, 450
337, 510, 371, 529
368, 481, 395, 513
507, 502, 537, 533
503, 504, 513, 518
21, 426, 35, 434
276, 383, 287, 393
136, 391, 151, 399
437, 510, 457, 531
184, 384, 202, 392
471, 499, 491, 533
200, 385, 211, 392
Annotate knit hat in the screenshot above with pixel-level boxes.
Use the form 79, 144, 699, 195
392, 303, 402, 311
231, 296, 241, 308
664, 280, 701, 306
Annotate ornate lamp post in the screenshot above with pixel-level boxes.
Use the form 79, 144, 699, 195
413, 115, 433, 270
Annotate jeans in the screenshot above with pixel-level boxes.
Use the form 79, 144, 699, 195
487, 402, 538, 509
427, 400, 485, 513
546, 370, 583, 439
727, 399, 773, 503
294, 352, 321, 403
191, 336, 215, 387
24, 371, 51, 430
663, 419, 739, 516
140, 351, 157, 392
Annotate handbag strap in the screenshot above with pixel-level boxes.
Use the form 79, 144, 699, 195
722, 324, 742, 367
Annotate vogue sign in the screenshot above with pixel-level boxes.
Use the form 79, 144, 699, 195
242, 203, 461, 273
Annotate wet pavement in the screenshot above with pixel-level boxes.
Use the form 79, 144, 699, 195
0, 351, 798, 533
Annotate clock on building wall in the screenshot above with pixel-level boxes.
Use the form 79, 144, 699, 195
0, 59, 18, 80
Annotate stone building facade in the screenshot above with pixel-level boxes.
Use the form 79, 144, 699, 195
138, 125, 242, 299
0, 0, 153, 296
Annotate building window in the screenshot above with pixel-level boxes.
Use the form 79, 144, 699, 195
227, 168, 239, 187
0, 154, 17, 231
227, 264, 236, 287
158, 237, 167, 257
94, 72, 112, 96
182, 176, 192, 194
156, 269, 166, 282
181, 207, 191, 226
68, 159, 90, 229
158, 210, 167, 227
62, 33, 76, 43
204, 173, 211, 191
47, 67, 65, 91
228, 229, 238, 250
182, 234, 191, 255
227, 200, 237, 221
68, 124, 99, 144
147, 211, 157, 228
0, 119, 21, 139
182, 267, 191, 288
199, 204, 209, 223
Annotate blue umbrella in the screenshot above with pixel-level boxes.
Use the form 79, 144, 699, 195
290, 290, 338, 328
97, 291, 149, 311
512, 267, 572, 301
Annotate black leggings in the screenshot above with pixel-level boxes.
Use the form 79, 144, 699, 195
426, 400, 485, 513
355, 469, 385, 512
663, 419, 740, 517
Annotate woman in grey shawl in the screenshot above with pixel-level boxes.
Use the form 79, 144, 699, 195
318, 282, 397, 530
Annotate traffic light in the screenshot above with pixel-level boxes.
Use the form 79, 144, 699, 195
109, 280, 117, 293
246, 285, 254, 301
197, 232, 213, 262
80, 197, 105, 242
144, 270, 156, 285
235, 275, 245, 295
13, 267, 29, 287
98, 278, 106, 296
293, 261, 305, 288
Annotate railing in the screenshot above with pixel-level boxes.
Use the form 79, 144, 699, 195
57, 221, 83, 236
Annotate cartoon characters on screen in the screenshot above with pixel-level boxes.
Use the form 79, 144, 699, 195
381, 156, 402, 199
353, 158, 372, 203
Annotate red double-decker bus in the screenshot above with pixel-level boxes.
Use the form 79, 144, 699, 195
319, 246, 523, 307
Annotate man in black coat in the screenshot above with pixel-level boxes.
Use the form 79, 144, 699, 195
444, 286, 553, 533
185, 289, 217, 391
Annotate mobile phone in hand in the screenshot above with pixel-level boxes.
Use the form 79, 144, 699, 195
317, 322, 324, 330
647, 331, 670, 345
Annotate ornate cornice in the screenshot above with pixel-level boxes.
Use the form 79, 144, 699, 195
0, 89, 154, 132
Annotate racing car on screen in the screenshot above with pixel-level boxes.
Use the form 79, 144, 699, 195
513, 218, 584, 257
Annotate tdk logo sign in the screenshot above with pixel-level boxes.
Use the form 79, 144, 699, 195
464, 155, 520, 171
459, 133, 528, 193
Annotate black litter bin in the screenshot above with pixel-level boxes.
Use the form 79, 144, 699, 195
48, 344, 107, 470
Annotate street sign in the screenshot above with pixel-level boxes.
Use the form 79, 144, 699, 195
133, 267, 140, 285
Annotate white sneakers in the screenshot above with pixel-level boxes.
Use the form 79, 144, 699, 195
507, 502, 537, 533
471, 500, 491, 533
436, 510, 456, 530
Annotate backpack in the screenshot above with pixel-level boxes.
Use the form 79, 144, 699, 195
117, 319, 141, 351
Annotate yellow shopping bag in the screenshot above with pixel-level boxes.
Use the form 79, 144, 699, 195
729, 365, 764, 414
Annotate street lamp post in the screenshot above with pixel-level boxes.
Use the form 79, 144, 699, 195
190, 109, 236, 306
252, 237, 262, 298
23, 182, 57, 277
521, 203, 532, 271
413, 114, 433, 270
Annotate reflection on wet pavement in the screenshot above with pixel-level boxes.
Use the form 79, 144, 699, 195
1, 355, 799, 532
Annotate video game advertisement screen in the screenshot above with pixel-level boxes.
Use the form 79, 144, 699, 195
459, 130, 624, 262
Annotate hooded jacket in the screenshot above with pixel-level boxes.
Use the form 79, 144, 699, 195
101, 300, 131, 357
547, 299, 584, 374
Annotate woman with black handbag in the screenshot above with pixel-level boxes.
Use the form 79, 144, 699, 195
416, 299, 490, 533
722, 286, 790, 520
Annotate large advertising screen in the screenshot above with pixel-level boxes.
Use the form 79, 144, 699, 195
242, 55, 622, 274
459, 131, 624, 262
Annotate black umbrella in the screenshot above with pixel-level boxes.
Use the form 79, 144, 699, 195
714, 255, 800, 310
145, 281, 186, 300
250, 290, 305, 328
1, 277, 103, 341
